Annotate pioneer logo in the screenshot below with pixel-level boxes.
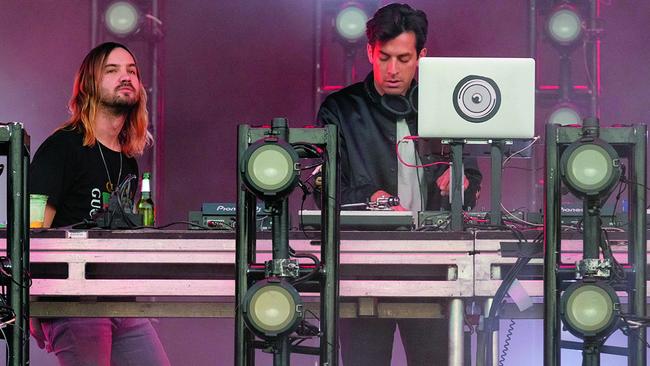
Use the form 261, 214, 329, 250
206, 203, 264, 214
215, 205, 236, 212
561, 207, 583, 214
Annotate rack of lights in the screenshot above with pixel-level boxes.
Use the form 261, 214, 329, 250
235, 119, 339, 366
544, 120, 647, 366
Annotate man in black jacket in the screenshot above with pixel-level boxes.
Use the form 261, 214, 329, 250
318, 3, 481, 365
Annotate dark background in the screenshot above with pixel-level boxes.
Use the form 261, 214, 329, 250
1, 1, 648, 364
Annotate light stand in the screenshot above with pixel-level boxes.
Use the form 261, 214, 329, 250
0, 122, 30, 366
489, 141, 506, 226
235, 119, 339, 366
448, 141, 465, 231
445, 139, 510, 230
544, 119, 647, 366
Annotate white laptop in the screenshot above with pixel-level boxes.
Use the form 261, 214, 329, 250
417, 57, 535, 140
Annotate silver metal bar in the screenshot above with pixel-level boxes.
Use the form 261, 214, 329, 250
448, 298, 464, 366
484, 298, 499, 366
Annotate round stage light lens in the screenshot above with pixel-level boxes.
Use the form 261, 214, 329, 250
250, 286, 294, 331
548, 105, 581, 125
105, 1, 139, 36
548, 7, 583, 46
561, 140, 620, 199
568, 146, 610, 187
241, 138, 299, 200
566, 145, 611, 191
249, 146, 293, 191
562, 282, 619, 338
336, 6, 368, 41
243, 280, 304, 337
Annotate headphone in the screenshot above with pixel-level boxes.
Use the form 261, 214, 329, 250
365, 75, 419, 118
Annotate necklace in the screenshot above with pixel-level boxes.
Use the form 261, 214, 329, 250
97, 143, 123, 193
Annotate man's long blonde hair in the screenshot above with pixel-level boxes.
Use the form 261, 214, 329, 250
62, 42, 152, 157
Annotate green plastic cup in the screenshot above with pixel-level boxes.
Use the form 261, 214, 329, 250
29, 194, 48, 228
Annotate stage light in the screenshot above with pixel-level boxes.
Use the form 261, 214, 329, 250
240, 137, 299, 201
242, 279, 304, 338
547, 103, 582, 125
335, 4, 368, 42
560, 139, 621, 199
547, 4, 584, 47
104, 1, 140, 36
561, 281, 620, 340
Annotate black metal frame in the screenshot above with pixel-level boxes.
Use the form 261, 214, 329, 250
447, 140, 508, 230
544, 123, 647, 366
0, 122, 30, 366
235, 123, 339, 366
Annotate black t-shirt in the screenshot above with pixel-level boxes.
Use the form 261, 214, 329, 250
30, 128, 138, 227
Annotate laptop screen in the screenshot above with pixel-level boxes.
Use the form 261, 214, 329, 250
417, 57, 535, 140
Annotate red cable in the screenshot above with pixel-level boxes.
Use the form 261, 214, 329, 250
395, 136, 450, 169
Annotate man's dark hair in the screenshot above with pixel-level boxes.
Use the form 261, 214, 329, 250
366, 3, 428, 54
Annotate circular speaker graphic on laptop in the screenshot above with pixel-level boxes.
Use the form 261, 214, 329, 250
452, 75, 501, 123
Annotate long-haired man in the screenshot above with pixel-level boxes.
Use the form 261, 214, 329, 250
30, 42, 170, 366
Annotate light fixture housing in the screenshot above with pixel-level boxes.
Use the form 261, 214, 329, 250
335, 3, 368, 42
547, 102, 582, 126
546, 4, 584, 47
104, 1, 141, 37
242, 278, 304, 338
560, 139, 621, 199
241, 138, 299, 201
560, 281, 620, 340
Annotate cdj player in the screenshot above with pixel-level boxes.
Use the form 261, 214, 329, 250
189, 202, 272, 230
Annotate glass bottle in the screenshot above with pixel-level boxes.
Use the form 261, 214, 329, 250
137, 172, 155, 226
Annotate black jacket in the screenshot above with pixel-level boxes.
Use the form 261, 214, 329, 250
317, 72, 482, 210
